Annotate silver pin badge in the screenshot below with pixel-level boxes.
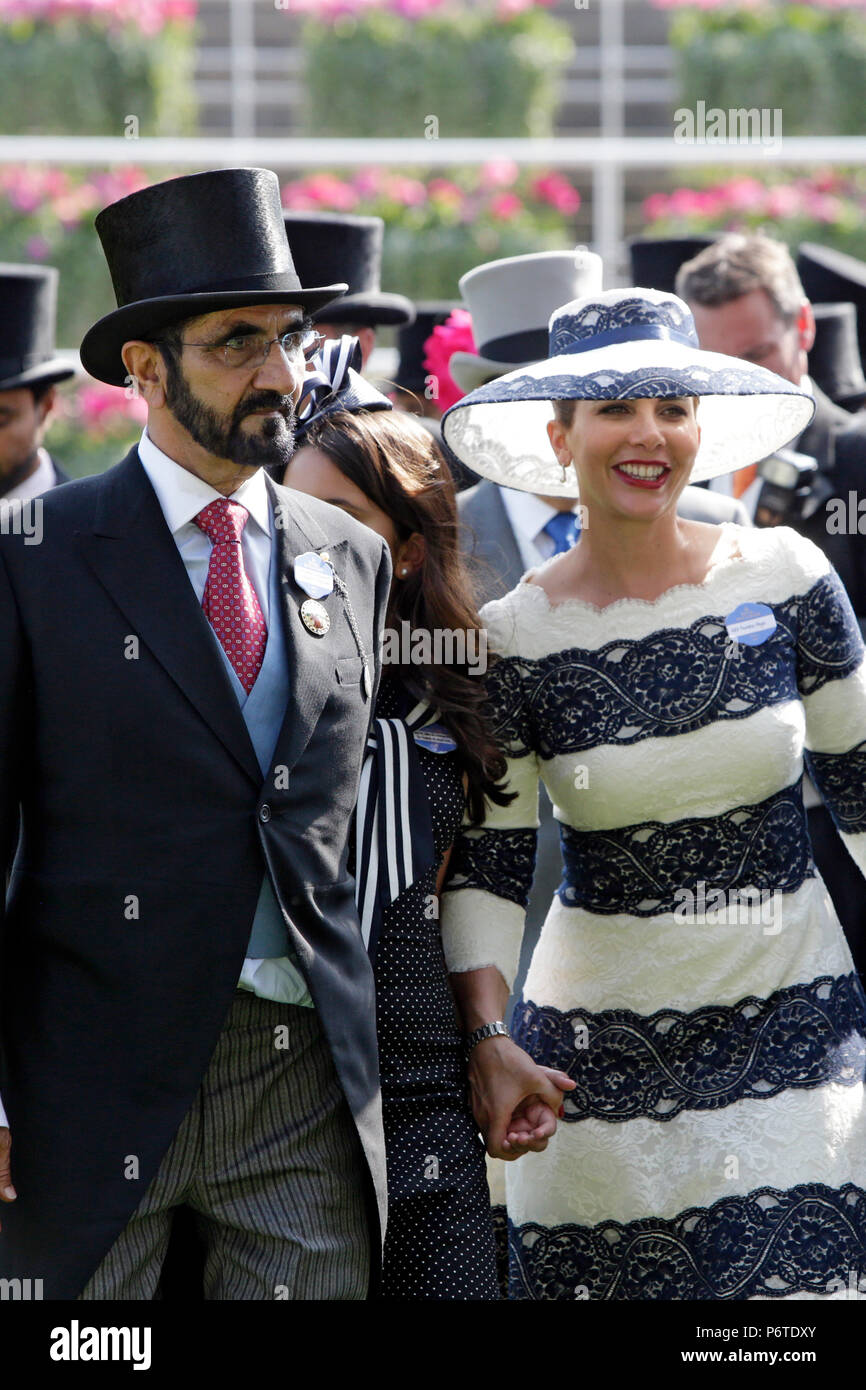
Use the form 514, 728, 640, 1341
300, 598, 330, 636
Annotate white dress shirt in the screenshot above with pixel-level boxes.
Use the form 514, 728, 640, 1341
3, 447, 57, 502
499, 486, 583, 571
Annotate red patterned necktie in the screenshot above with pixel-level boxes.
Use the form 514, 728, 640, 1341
194, 498, 267, 694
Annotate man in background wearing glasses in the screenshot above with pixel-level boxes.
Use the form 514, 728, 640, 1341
0, 169, 391, 1299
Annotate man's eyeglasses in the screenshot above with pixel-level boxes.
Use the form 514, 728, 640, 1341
157, 328, 326, 370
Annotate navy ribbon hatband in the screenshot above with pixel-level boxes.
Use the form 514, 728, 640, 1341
552, 323, 698, 357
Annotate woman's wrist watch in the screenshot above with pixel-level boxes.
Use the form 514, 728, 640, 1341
465, 1020, 511, 1055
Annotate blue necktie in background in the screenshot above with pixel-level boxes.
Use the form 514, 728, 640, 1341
543, 511, 581, 555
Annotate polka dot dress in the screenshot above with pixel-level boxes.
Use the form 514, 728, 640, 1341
370, 680, 500, 1301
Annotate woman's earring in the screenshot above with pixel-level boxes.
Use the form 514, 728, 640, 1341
560, 458, 571, 484
400, 566, 409, 577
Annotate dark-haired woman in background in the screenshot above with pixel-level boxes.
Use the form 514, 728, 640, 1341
285, 401, 542, 1298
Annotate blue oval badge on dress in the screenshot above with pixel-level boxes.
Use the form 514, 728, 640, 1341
294, 551, 334, 600
725, 602, 777, 646
414, 723, 458, 754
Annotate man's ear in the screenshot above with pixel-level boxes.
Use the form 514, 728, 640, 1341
121, 341, 167, 409
34, 384, 56, 430
797, 301, 816, 355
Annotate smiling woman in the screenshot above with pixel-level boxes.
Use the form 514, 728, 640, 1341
437, 286, 866, 1301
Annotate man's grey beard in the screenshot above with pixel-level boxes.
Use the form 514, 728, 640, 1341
163, 356, 296, 469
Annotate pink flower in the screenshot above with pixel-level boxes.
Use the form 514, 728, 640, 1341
428, 178, 464, 211
489, 191, 524, 221
282, 173, 358, 211
531, 172, 580, 215
351, 166, 386, 198
479, 159, 519, 191
666, 187, 714, 220
422, 308, 475, 412
765, 184, 803, 219
382, 175, 427, 208
642, 192, 671, 223
24, 235, 51, 261
79, 382, 147, 430
717, 178, 766, 214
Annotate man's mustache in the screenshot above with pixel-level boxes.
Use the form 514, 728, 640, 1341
235, 392, 296, 425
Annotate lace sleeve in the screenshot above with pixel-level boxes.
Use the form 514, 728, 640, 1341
794, 539, 866, 877
440, 648, 542, 991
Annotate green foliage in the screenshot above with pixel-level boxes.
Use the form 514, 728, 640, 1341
381, 220, 567, 299
301, 9, 573, 137
0, 18, 197, 135
669, 5, 866, 136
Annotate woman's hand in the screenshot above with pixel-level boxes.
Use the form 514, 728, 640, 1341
468, 1035, 575, 1161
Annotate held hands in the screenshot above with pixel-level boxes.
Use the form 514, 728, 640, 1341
468, 1036, 575, 1161
0, 1126, 15, 1231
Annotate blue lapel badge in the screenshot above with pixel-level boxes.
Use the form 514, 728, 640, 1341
294, 550, 334, 601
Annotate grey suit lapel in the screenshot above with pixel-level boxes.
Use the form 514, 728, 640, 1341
265, 477, 354, 776
460, 480, 526, 606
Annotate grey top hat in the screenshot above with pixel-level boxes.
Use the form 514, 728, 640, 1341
449, 248, 604, 394
80, 169, 348, 386
0, 264, 77, 392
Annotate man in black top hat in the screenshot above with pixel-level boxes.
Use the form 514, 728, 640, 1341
283, 211, 414, 368
0, 168, 391, 1299
676, 230, 866, 986
0, 264, 75, 501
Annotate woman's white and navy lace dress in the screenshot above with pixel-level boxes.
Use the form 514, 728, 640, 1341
441, 524, 866, 1301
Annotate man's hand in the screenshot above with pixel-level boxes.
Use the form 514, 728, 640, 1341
468, 1036, 575, 1161
0, 1126, 15, 1231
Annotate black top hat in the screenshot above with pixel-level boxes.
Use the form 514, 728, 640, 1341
393, 301, 456, 394
282, 211, 415, 328
628, 236, 720, 295
809, 302, 866, 410
797, 242, 866, 366
80, 169, 348, 386
0, 264, 76, 392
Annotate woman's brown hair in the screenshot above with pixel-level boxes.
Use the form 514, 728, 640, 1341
297, 408, 512, 822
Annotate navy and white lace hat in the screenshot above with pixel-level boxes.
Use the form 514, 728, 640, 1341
441, 287, 816, 497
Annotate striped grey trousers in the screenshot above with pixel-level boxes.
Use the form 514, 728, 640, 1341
79, 992, 371, 1300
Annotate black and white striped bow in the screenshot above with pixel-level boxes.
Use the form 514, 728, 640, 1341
296, 334, 393, 442
354, 699, 438, 963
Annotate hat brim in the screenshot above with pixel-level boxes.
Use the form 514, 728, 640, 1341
442, 339, 815, 497
0, 354, 79, 392
80, 283, 349, 386
449, 351, 529, 395
312, 291, 416, 328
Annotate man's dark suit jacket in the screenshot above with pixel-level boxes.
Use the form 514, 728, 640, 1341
0, 447, 391, 1298
797, 383, 866, 632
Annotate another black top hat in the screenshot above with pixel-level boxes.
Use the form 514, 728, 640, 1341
628, 236, 720, 295
797, 242, 866, 366
80, 169, 348, 386
809, 302, 866, 410
283, 211, 415, 328
393, 301, 456, 394
0, 264, 76, 392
